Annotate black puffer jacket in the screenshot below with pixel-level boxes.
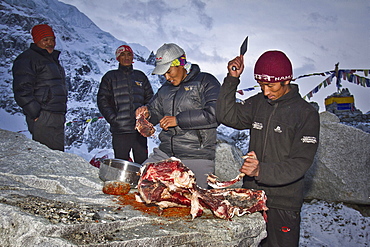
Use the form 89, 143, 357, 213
12, 43, 67, 119
216, 75, 320, 211
147, 64, 220, 160
97, 64, 153, 134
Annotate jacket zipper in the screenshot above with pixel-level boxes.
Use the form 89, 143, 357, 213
128, 72, 133, 116
170, 89, 179, 156
196, 130, 203, 148
261, 103, 278, 161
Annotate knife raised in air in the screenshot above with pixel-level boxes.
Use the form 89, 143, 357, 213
232, 36, 248, 71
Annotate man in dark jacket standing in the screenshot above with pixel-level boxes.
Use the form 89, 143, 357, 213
97, 45, 153, 164
12, 24, 67, 151
216, 51, 319, 246
136, 43, 221, 188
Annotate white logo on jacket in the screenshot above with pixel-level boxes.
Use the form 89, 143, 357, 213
252, 122, 263, 130
301, 136, 317, 144
274, 126, 282, 133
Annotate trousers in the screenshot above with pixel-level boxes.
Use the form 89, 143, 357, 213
26, 111, 65, 151
112, 132, 148, 164
259, 207, 301, 247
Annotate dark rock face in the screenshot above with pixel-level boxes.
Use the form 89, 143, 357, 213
304, 112, 370, 205
0, 128, 267, 246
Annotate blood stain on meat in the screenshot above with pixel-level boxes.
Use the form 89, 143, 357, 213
136, 113, 155, 137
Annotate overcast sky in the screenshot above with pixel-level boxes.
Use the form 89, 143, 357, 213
59, 0, 370, 112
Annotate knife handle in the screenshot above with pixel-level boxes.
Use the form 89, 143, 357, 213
232, 66, 237, 71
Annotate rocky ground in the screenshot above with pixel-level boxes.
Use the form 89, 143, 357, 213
0, 194, 124, 245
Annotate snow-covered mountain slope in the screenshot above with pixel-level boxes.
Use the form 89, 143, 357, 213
0, 0, 164, 156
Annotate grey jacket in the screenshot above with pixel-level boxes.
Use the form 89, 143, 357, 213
148, 64, 220, 160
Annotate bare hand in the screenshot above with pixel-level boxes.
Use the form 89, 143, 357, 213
239, 151, 260, 177
159, 116, 177, 131
135, 106, 149, 119
228, 55, 244, 78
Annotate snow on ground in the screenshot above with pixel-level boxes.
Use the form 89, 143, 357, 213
0, 108, 31, 139
300, 200, 369, 246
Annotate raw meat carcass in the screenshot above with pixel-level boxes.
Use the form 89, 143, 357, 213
135, 113, 155, 137
137, 158, 268, 220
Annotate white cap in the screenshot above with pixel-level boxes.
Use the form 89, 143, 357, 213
152, 43, 185, 75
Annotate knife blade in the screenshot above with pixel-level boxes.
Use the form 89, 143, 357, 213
232, 36, 248, 71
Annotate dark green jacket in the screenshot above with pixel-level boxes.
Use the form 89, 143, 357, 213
216, 75, 319, 211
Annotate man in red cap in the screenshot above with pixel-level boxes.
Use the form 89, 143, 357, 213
12, 24, 67, 151
216, 51, 320, 246
97, 45, 153, 164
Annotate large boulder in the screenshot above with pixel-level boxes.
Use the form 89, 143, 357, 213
214, 142, 244, 188
304, 111, 370, 205
0, 129, 266, 247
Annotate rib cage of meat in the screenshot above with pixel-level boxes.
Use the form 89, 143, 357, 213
135, 113, 155, 137
137, 158, 268, 220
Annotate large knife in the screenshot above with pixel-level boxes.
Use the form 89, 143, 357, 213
232, 36, 248, 71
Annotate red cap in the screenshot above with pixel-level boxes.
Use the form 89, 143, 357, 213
31, 24, 55, 43
254, 50, 293, 83
115, 45, 133, 60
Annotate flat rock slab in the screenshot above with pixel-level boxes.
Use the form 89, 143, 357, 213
0, 129, 266, 246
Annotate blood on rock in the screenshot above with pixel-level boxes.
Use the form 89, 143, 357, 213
102, 181, 131, 195
116, 192, 192, 218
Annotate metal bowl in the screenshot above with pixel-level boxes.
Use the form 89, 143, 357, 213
99, 159, 142, 188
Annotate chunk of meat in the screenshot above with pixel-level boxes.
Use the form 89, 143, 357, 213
137, 158, 268, 220
135, 113, 155, 137
207, 173, 245, 189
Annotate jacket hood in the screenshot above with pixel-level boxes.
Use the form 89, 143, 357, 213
183, 64, 200, 83
30, 43, 61, 59
118, 64, 133, 72
267, 83, 300, 105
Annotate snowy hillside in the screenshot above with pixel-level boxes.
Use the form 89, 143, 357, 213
0, 0, 163, 158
